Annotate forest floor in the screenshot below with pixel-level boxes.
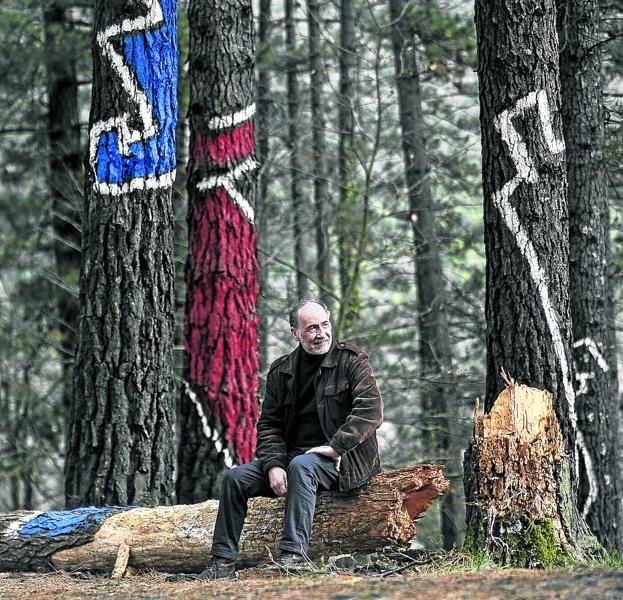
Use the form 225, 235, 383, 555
2, 565, 623, 599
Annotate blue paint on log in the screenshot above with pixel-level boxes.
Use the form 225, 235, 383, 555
19, 506, 133, 539
95, 0, 177, 187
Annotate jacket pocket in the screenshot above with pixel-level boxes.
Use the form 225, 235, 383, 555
325, 380, 351, 422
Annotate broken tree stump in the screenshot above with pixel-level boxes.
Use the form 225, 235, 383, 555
0, 465, 449, 573
463, 378, 599, 566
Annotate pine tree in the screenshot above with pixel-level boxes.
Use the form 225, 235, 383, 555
177, 0, 259, 502
65, 0, 178, 508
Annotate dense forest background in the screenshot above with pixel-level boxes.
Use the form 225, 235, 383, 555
0, 0, 621, 549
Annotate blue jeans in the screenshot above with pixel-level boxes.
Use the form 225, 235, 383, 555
211, 453, 339, 560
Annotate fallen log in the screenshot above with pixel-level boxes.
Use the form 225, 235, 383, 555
0, 465, 448, 573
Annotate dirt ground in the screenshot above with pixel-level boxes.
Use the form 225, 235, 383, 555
2, 567, 623, 599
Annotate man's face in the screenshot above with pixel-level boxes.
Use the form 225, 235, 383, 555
292, 302, 332, 355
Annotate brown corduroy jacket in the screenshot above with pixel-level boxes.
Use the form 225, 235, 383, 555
256, 340, 383, 491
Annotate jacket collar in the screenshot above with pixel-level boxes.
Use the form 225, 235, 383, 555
281, 338, 338, 376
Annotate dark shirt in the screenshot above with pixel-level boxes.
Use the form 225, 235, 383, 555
286, 348, 327, 459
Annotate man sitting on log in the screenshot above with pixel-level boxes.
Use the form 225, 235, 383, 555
200, 297, 384, 579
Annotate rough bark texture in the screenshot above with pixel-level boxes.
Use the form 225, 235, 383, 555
469, 0, 600, 562
65, 0, 177, 509
286, 0, 307, 300
43, 1, 83, 436
557, 0, 621, 550
307, 0, 331, 306
464, 382, 567, 566
389, 0, 464, 550
177, 0, 259, 502
1, 466, 448, 573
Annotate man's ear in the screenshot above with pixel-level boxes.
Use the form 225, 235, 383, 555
291, 327, 299, 342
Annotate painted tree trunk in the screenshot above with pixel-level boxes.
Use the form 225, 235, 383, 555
307, 0, 331, 307
0, 465, 448, 573
466, 0, 600, 564
177, 0, 259, 503
556, 0, 621, 550
286, 0, 307, 300
256, 0, 272, 379
64, 0, 177, 509
389, 0, 464, 550
43, 2, 82, 438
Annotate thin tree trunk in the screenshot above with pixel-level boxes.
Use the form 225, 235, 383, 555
557, 0, 622, 550
307, 0, 331, 306
286, 0, 307, 299
43, 1, 82, 440
65, 0, 178, 508
389, 0, 464, 550
256, 0, 272, 378
177, 0, 259, 502
336, 0, 359, 329
464, 0, 600, 564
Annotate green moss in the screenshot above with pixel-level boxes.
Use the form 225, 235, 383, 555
462, 513, 570, 568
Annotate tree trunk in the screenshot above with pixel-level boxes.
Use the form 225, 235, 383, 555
389, 0, 464, 550
336, 0, 360, 330
556, 0, 621, 550
65, 0, 178, 508
256, 0, 272, 378
286, 0, 307, 300
43, 1, 82, 438
1, 465, 448, 573
465, 0, 600, 564
307, 0, 331, 306
177, 0, 259, 502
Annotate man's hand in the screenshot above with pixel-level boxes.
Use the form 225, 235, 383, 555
268, 466, 288, 496
305, 445, 341, 472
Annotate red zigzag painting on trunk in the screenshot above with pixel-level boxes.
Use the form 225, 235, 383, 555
184, 104, 259, 465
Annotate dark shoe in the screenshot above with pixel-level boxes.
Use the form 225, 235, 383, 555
266, 551, 309, 572
196, 556, 237, 580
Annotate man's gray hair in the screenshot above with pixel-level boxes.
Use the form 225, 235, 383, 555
289, 297, 330, 329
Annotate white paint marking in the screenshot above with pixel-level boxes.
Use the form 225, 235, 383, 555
184, 381, 235, 468
89, 0, 175, 195
575, 371, 594, 396
207, 104, 256, 131
197, 157, 258, 223
573, 338, 609, 372
3, 511, 43, 539
578, 429, 598, 519
96, 169, 177, 196
492, 89, 575, 427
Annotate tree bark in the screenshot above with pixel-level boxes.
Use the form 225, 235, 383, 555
43, 1, 82, 438
307, 0, 331, 306
286, 0, 307, 300
389, 0, 464, 550
1, 465, 448, 573
556, 0, 621, 550
466, 0, 600, 563
177, 0, 259, 502
65, 0, 178, 508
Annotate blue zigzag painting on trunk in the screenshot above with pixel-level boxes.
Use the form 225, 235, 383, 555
89, 0, 177, 195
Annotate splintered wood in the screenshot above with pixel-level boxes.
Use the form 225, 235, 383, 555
45, 465, 448, 573
472, 380, 563, 520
